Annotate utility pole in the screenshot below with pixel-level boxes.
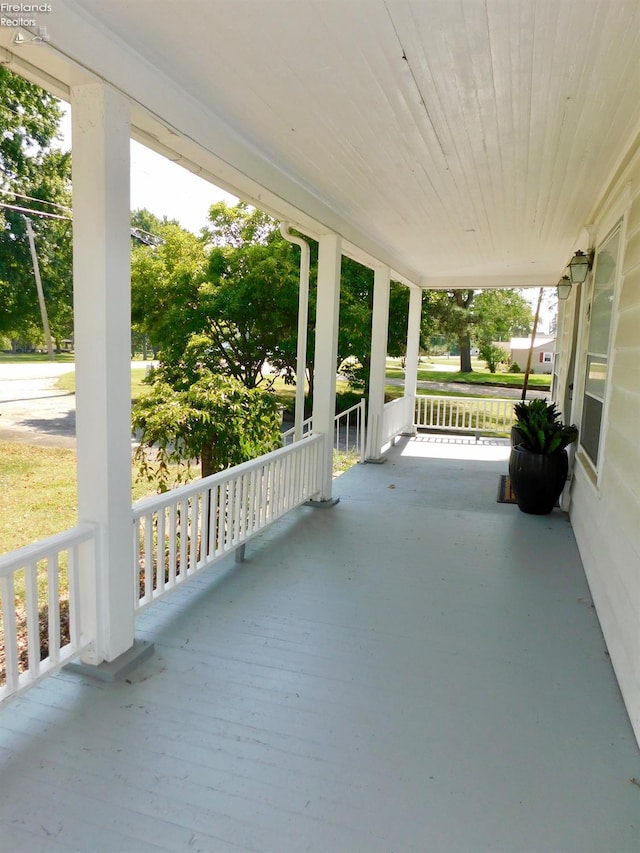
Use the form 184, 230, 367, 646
521, 287, 544, 401
24, 216, 55, 360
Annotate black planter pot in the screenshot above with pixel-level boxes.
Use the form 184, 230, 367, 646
508, 445, 568, 515
511, 425, 525, 447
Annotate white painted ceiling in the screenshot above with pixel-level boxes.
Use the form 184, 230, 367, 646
4, 0, 640, 288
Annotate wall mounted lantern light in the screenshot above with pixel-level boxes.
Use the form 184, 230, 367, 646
557, 275, 572, 301
568, 249, 594, 284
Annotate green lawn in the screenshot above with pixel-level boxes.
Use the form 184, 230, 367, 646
0, 352, 75, 363
385, 366, 551, 389
0, 441, 173, 555
56, 366, 152, 399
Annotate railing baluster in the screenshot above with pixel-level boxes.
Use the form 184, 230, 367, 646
25, 562, 39, 675
179, 498, 188, 578
47, 554, 60, 666
68, 543, 81, 648
1, 574, 19, 694
144, 513, 153, 598
157, 507, 166, 591
168, 502, 177, 584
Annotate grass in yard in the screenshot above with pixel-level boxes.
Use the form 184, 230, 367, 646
385, 365, 551, 390
0, 352, 75, 363
0, 441, 175, 555
0, 442, 78, 554
333, 449, 360, 477
56, 366, 152, 400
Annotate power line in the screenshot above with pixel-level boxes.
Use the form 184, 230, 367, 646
2, 190, 72, 214
0, 200, 72, 221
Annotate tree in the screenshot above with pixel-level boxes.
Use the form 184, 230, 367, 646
427, 288, 533, 372
0, 67, 62, 182
0, 69, 72, 348
472, 289, 533, 343
133, 200, 428, 402
338, 262, 416, 394
130, 217, 210, 364
132, 369, 282, 489
427, 289, 476, 372
201, 234, 302, 388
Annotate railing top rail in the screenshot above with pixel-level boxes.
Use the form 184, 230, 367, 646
384, 394, 414, 409
336, 398, 366, 419
416, 394, 516, 405
133, 432, 323, 517
0, 522, 96, 577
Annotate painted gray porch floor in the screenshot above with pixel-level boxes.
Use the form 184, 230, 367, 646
1, 434, 639, 852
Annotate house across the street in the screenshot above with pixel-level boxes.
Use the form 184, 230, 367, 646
510, 336, 556, 374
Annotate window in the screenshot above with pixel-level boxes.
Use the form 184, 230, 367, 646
580, 223, 620, 468
541, 352, 553, 364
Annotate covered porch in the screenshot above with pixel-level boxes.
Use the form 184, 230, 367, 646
1, 435, 638, 852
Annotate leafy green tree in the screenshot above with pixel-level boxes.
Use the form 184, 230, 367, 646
133, 200, 427, 402
201, 233, 302, 388
0, 69, 72, 348
132, 369, 282, 490
426, 289, 476, 372
0, 67, 62, 181
479, 342, 509, 373
130, 218, 210, 363
473, 289, 533, 343
338, 262, 418, 394
427, 288, 533, 372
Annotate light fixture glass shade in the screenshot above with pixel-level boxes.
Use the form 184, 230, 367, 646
569, 250, 591, 284
557, 276, 572, 301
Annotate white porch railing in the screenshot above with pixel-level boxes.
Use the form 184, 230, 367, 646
0, 524, 96, 703
381, 395, 415, 448
133, 434, 324, 610
333, 399, 366, 462
415, 394, 515, 438
281, 417, 312, 445
282, 399, 366, 463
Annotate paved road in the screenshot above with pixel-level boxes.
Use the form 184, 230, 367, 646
0, 362, 547, 449
0, 362, 155, 449
0, 362, 77, 448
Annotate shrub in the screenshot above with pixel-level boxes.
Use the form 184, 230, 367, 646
133, 371, 282, 490
479, 342, 510, 374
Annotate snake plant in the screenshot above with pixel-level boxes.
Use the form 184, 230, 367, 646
513, 398, 578, 454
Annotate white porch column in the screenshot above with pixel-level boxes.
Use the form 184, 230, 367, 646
72, 84, 134, 665
365, 266, 390, 461
404, 284, 422, 405
311, 233, 342, 502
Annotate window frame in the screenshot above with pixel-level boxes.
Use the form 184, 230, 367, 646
578, 220, 622, 472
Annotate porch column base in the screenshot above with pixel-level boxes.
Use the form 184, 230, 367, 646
66, 639, 154, 683
305, 497, 340, 508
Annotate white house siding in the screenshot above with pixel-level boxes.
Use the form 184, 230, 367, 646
510, 338, 555, 374
569, 146, 640, 746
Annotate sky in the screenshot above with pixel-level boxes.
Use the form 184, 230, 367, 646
56, 105, 237, 235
